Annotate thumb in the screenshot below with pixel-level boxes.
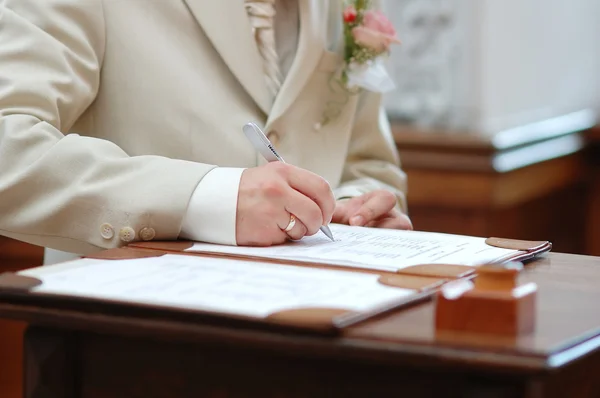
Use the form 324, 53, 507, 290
332, 197, 364, 224
349, 191, 395, 226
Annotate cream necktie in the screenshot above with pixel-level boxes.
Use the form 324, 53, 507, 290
245, 0, 283, 98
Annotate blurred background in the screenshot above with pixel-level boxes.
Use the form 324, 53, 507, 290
382, 0, 600, 257
1, 1, 599, 396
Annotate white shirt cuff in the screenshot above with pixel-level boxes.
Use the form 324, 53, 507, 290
180, 167, 245, 245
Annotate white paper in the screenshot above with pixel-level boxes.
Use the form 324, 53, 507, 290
19, 254, 414, 318
186, 224, 519, 272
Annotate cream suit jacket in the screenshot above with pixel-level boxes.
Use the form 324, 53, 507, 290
0, 0, 408, 255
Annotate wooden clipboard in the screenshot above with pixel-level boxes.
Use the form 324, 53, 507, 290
128, 236, 552, 280
0, 247, 443, 336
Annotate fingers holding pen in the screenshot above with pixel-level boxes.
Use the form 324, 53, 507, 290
235, 163, 336, 246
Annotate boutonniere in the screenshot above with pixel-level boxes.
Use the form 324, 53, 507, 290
317, 0, 400, 129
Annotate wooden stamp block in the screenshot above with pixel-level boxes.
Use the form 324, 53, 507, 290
434, 262, 537, 336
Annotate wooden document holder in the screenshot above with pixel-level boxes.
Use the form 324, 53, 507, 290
0, 247, 448, 336
434, 262, 537, 336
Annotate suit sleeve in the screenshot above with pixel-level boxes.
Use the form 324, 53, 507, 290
0, 0, 214, 254
333, 89, 409, 213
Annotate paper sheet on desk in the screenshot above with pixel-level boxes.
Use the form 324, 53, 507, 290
186, 224, 519, 272
19, 254, 414, 318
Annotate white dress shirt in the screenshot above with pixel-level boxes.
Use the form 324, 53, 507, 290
180, 0, 300, 245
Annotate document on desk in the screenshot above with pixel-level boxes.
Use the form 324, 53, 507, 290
186, 224, 520, 272
19, 254, 414, 318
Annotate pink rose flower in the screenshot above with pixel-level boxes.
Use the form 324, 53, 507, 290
352, 10, 400, 53
363, 10, 397, 36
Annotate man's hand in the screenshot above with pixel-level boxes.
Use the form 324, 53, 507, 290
332, 190, 413, 230
236, 162, 336, 246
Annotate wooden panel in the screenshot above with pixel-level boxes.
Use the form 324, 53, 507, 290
405, 154, 585, 209
394, 121, 595, 255
0, 236, 44, 398
408, 184, 587, 255
491, 184, 588, 254
22, 326, 529, 398
403, 153, 588, 254
588, 175, 600, 256
404, 171, 493, 208
586, 127, 600, 255
493, 154, 585, 207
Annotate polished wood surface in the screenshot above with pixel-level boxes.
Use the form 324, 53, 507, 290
349, 253, 600, 362
0, 251, 599, 397
0, 237, 43, 398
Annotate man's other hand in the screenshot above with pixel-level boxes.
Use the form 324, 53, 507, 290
332, 190, 413, 230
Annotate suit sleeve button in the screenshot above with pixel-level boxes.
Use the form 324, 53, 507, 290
100, 223, 114, 239
119, 227, 136, 242
139, 227, 156, 241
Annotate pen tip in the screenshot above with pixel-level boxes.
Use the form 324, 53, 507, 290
321, 225, 335, 241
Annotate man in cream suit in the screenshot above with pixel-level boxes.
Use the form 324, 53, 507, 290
0, 0, 411, 259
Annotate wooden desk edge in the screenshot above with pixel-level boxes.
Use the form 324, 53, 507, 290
0, 300, 591, 376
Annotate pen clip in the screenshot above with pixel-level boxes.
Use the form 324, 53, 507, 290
243, 122, 285, 163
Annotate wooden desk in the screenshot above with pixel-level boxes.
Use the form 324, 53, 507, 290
1, 252, 600, 397
0, 237, 43, 398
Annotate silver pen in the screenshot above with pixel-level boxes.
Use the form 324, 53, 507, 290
242, 122, 335, 241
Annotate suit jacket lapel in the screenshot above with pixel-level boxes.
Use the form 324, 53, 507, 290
267, 0, 326, 126
183, 0, 272, 114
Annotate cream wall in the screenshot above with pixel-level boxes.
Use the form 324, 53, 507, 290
383, 0, 600, 133
479, 0, 600, 132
